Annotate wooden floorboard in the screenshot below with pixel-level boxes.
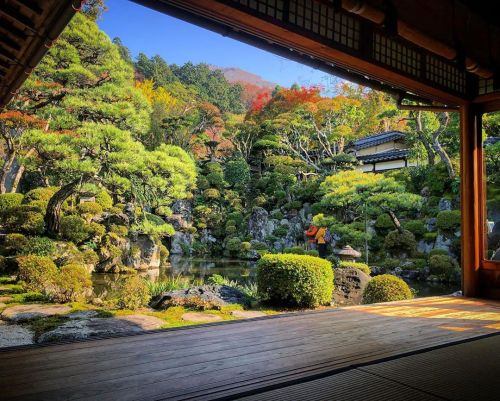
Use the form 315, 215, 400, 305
236, 335, 500, 401
1, 296, 499, 401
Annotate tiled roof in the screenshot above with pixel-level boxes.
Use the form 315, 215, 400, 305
357, 149, 409, 164
349, 131, 406, 150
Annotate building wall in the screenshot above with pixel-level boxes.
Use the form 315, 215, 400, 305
357, 159, 417, 172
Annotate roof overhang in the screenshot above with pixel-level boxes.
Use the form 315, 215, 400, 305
132, 0, 500, 106
0, 0, 80, 109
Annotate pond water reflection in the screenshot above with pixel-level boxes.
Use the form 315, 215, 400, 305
92, 256, 460, 298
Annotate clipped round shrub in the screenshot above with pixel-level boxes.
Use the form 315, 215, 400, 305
203, 188, 221, 200
403, 219, 427, 237
429, 255, 459, 280
284, 200, 302, 211
206, 172, 225, 189
95, 190, 113, 210
429, 248, 450, 257
88, 222, 106, 239
375, 213, 394, 229
82, 249, 99, 265
23, 187, 58, 203
305, 249, 319, 257
384, 229, 417, 257
53, 264, 92, 303
19, 236, 55, 256
4, 233, 29, 255
436, 210, 461, 232
77, 201, 103, 218
251, 241, 268, 251
362, 274, 413, 304
283, 246, 305, 255
273, 225, 288, 237
256, 254, 333, 308
5, 205, 45, 235
253, 195, 267, 206
17, 255, 58, 294
241, 241, 251, 252
339, 261, 371, 275
270, 210, 284, 220
110, 224, 129, 237
60, 215, 91, 244
0, 193, 24, 221
224, 158, 250, 189
117, 276, 150, 310
225, 237, 242, 253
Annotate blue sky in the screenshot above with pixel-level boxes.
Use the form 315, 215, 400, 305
98, 0, 341, 94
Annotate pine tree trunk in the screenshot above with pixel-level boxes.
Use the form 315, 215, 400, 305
432, 113, 455, 179
0, 151, 16, 194
10, 148, 35, 193
387, 210, 404, 233
45, 176, 89, 237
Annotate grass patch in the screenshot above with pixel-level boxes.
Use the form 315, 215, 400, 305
28, 316, 69, 341
0, 276, 17, 285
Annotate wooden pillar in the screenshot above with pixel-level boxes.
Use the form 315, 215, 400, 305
460, 103, 481, 297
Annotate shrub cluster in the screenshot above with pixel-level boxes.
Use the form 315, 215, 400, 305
338, 261, 371, 275
256, 254, 333, 308
116, 275, 150, 309
436, 210, 461, 232
362, 274, 413, 304
429, 255, 459, 281
384, 229, 417, 257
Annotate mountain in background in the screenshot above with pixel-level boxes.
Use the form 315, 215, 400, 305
209, 66, 277, 108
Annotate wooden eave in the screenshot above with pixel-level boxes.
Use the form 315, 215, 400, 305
0, 0, 80, 109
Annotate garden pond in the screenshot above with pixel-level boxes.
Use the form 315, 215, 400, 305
92, 256, 460, 299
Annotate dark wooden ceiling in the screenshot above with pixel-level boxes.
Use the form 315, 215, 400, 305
0, 0, 79, 109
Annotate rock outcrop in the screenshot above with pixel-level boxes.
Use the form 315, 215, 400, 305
333, 267, 371, 306
151, 284, 246, 310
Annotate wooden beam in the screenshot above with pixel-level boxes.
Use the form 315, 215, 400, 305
460, 103, 481, 297
145, 0, 466, 106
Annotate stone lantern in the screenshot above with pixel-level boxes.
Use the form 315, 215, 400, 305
335, 245, 361, 263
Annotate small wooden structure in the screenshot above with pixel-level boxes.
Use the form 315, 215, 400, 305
336, 244, 362, 262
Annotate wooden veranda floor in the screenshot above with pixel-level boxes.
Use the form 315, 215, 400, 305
1, 296, 499, 401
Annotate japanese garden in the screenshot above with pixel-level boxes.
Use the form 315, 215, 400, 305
1, 5, 499, 347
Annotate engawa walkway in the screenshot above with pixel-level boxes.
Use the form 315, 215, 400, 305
0, 296, 499, 400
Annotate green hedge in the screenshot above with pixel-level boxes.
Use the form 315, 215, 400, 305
256, 254, 333, 308
362, 274, 413, 304
339, 261, 371, 275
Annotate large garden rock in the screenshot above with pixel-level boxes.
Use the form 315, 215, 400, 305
435, 234, 452, 252
127, 234, 160, 270
101, 212, 130, 228
151, 284, 246, 310
417, 239, 434, 253
181, 312, 222, 322
96, 233, 130, 273
170, 231, 193, 255
0, 321, 34, 347
172, 200, 192, 222
438, 198, 453, 211
37, 314, 165, 343
248, 207, 272, 242
333, 267, 371, 306
1, 304, 71, 322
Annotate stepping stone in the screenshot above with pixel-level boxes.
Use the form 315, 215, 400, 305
181, 312, 222, 322
68, 310, 100, 319
0, 303, 6, 309
231, 310, 267, 319
0, 296, 13, 303
38, 314, 166, 343
0, 321, 34, 348
116, 314, 165, 330
1, 304, 71, 322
